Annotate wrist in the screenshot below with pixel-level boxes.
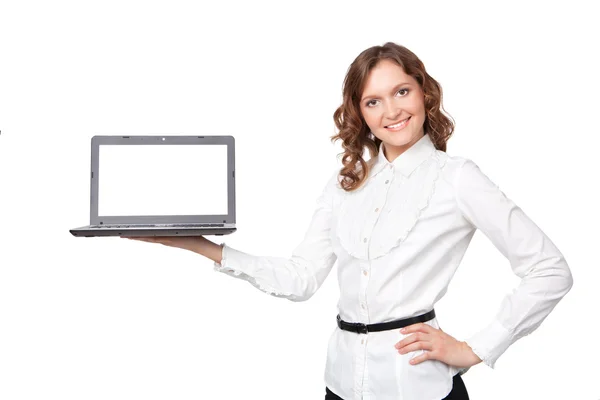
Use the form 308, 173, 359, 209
194, 237, 225, 264
461, 341, 482, 366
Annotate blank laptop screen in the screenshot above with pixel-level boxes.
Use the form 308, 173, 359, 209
98, 144, 228, 217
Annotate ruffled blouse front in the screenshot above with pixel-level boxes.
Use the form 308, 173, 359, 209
212, 133, 573, 400
336, 147, 448, 261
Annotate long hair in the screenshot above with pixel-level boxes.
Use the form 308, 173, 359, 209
330, 42, 455, 192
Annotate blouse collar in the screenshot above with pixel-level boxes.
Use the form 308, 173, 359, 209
370, 133, 436, 178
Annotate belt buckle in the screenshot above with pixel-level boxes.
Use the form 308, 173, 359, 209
355, 323, 368, 334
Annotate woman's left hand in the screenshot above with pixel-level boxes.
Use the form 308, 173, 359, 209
394, 323, 482, 369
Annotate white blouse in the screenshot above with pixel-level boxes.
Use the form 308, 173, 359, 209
213, 133, 573, 400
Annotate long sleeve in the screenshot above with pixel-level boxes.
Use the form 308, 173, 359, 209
454, 159, 573, 369
212, 170, 339, 302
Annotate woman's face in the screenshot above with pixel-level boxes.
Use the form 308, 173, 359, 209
359, 59, 426, 163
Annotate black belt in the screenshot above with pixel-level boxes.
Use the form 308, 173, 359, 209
336, 309, 436, 334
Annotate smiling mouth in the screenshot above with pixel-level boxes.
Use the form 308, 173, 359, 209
385, 117, 411, 129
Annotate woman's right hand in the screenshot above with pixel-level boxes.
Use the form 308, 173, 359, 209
122, 235, 224, 264
122, 235, 205, 253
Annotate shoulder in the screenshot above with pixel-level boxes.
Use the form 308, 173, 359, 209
434, 150, 490, 188
322, 166, 345, 195
435, 150, 480, 174
315, 167, 348, 210
434, 149, 467, 169
325, 159, 373, 192
435, 150, 503, 201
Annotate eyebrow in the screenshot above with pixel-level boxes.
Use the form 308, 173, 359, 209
361, 82, 412, 102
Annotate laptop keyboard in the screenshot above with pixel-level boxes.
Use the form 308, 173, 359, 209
90, 223, 225, 229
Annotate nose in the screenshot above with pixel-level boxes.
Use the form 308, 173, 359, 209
384, 101, 401, 120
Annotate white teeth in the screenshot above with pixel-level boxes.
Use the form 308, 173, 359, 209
387, 118, 409, 128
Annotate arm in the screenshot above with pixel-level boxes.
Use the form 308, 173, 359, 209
455, 159, 573, 369
193, 237, 225, 264
209, 170, 340, 302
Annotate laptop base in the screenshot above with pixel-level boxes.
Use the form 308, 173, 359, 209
70, 227, 236, 237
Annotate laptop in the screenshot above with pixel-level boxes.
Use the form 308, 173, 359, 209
70, 135, 236, 237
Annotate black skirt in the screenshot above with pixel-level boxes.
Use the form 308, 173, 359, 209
325, 372, 469, 400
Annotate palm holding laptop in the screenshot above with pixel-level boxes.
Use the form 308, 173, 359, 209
125, 236, 224, 263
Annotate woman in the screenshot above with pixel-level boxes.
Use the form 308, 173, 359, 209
126, 42, 573, 400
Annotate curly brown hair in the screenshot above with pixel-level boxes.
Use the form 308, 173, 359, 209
330, 42, 455, 192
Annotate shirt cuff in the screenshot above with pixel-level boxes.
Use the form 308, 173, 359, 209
213, 242, 244, 276
463, 319, 514, 369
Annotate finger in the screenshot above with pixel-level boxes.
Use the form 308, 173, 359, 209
409, 350, 432, 365
400, 322, 434, 334
397, 341, 433, 354
395, 332, 428, 350
126, 237, 156, 242
153, 238, 177, 247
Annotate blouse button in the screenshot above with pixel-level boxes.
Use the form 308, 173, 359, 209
374, 207, 379, 212
361, 303, 366, 309
363, 270, 368, 276
361, 339, 365, 344
385, 180, 390, 184
363, 238, 367, 243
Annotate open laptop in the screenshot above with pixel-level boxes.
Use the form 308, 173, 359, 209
70, 135, 236, 237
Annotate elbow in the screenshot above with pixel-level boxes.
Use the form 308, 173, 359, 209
525, 256, 573, 299
281, 285, 316, 302
287, 279, 319, 302
550, 257, 574, 298
562, 262, 574, 296
288, 294, 312, 302
285, 260, 324, 302
555, 254, 573, 296
264, 279, 317, 303
261, 287, 313, 302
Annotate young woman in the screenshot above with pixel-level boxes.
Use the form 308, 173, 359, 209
126, 42, 573, 400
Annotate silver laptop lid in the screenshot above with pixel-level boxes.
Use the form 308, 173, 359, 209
89, 135, 235, 226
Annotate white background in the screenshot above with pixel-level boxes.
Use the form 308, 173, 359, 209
0, 1, 598, 399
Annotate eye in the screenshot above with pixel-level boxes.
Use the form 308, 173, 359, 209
396, 88, 409, 96
366, 99, 379, 107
